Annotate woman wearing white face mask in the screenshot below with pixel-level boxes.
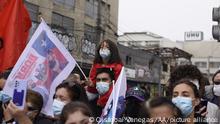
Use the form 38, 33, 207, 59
86, 40, 123, 107
52, 82, 89, 118
171, 79, 203, 124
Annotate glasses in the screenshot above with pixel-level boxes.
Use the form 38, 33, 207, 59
96, 78, 110, 82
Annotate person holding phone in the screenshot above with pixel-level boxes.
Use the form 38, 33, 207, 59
169, 65, 209, 118
1, 90, 49, 124
171, 79, 205, 124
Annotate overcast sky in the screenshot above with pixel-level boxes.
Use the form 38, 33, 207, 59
118, 0, 220, 41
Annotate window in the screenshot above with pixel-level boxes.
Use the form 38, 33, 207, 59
24, 2, 39, 22
54, 0, 75, 8
51, 13, 75, 51
85, 0, 98, 19
194, 62, 207, 68
82, 24, 97, 56
209, 62, 220, 68
84, 24, 96, 41
52, 12, 74, 34
162, 63, 168, 72
126, 56, 132, 65
100, 2, 110, 24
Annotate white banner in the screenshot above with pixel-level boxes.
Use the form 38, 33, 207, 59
3, 19, 76, 116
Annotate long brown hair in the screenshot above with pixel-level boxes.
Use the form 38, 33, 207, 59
93, 39, 122, 64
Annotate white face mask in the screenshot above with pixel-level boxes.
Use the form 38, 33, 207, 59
190, 79, 199, 90
99, 49, 111, 59
96, 82, 110, 95
213, 84, 220, 96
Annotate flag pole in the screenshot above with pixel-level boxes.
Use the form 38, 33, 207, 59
75, 62, 88, 80
112, 80, 115, 124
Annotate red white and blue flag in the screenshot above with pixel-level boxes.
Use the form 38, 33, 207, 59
3, 19, 76, 116
98, 67, 127, 124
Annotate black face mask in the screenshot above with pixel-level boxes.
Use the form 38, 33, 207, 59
124, 99, 142, 118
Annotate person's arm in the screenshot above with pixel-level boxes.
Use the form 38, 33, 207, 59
86, 64, 98, 94
89, 64, 97, 85
2, 103, 13, 124
7, 101, 33, 124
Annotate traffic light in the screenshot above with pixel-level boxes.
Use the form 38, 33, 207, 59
212, 7, 220, 42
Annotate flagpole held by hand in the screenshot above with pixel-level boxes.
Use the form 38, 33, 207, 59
75, 62, 88, 80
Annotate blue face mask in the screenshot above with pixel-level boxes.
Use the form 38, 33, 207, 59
96, 82, 110, 95
0, 91, 11, 103
172, 96, 193, 117
52, 99, 66, 116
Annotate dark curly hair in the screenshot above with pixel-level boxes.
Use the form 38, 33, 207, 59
168, 65, 205, 98
171, 78, 200, 98
93, 39, 122, 64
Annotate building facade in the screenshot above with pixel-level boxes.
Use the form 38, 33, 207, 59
24, 0, 119, 74
181, 41, 220, 81
118, 32, 192, 86
118, 44, 162, 96
118, 32, 220, 83
118, 32, 176, 49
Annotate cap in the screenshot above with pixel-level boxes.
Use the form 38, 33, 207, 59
126, 87, 145, 102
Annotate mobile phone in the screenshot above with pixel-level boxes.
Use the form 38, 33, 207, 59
195, 99, 207, 116
12, 89, 24, 107
200, 100, 208, 113
12, 80, 27, 109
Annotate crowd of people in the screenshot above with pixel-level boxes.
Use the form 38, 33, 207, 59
0, 39, 220, 124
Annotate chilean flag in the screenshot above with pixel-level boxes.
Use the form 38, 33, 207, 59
3, 19, 76, 116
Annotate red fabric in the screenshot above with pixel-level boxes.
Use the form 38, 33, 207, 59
87, 63, 123, 107
0, 0, 31, 72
